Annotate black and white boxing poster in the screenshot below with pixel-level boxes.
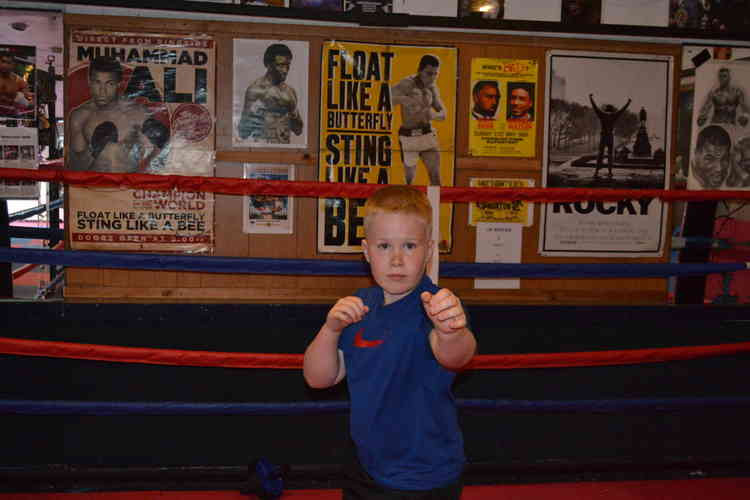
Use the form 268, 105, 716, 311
232, 38, 309, 149
688, 60, 750, 190
540, 50, 672, 257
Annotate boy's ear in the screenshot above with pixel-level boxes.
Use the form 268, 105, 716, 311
362, 239, 371, 263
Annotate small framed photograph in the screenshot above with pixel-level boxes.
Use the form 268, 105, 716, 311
243, 163, 295, 234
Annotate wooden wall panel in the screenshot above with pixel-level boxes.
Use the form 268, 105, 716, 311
63, 13, 680, 305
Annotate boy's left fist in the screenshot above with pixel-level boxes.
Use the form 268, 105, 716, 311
421, 289, 466, 334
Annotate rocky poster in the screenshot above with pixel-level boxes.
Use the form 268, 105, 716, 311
540, 50, 672, 257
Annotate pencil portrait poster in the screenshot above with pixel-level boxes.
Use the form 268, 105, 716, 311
540, 50, 672, 257
317, 41, 457, 253
676, 45, 750, 188
688, 60, 750, 190
233, 39, 309, 149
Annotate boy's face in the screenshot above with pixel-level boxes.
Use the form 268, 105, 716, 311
362, 211, 432, 306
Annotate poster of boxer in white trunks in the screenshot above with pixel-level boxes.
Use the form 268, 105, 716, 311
317, 41, 456, 253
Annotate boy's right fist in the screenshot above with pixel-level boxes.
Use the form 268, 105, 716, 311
325, 296, 369, 333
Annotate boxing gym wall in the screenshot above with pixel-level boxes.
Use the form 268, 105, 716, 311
62, 12, 680, 305
4, 7, 750, 494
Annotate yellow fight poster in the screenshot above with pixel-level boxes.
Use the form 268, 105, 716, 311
318, 41, 457, 253
468, 177, 535, 227
469, 58, 537, 158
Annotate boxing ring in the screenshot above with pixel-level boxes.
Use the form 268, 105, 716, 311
1, 166, 750, 498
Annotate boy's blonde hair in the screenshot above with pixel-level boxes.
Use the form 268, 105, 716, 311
363, 185, 432, 238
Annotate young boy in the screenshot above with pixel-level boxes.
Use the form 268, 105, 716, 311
304, 185, 477, 499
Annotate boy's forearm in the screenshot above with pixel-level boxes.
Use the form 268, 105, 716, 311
431, 327, 477, 370
303, 325, 344, 388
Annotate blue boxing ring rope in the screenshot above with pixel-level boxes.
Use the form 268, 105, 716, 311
0, 247, 748, 278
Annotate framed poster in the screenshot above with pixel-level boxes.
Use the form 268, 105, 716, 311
676, 44, 750, 188
392, 0, 457, 16
468, 58, 538, 157
232, 39, 309, 149
0, 45, 35, 122
1, 128, 38, 199
289, 0, 342, 9
468, 177, 534, 227
688, 60, 750, 190
243, 163, 295, 234
317, 41, 457, 253
343, 0, 393, 12
1, 44, 39, 199
602, 0, 668, 27
66, 31, 215, 252
669, 0, 750, 34
540, 50, 672, 257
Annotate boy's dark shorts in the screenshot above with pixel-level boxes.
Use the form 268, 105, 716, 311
342, 455, 463, 500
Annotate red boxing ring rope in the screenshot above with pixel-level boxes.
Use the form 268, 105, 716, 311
1, 336, 749, 371
4, 167, 750, 202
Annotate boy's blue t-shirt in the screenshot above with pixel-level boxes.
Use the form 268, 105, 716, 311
338, 275, 465, 491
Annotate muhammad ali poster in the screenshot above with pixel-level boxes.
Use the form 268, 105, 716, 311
688, 60, 750, 190
66, 31, 215, 252
232, 38, 309, 149
317, 41, 457, 253
540, 50, 672, 257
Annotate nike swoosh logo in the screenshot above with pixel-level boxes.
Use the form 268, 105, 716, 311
353, 328, 383, 348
